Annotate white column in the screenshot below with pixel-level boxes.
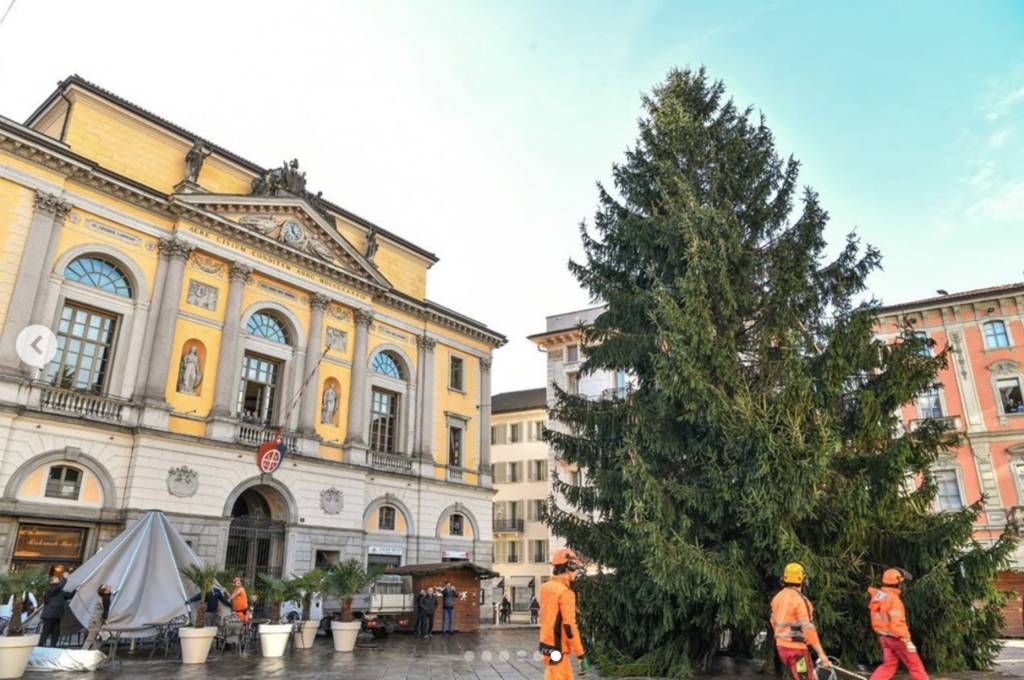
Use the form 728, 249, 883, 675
298, 294, 329, 437
343, 309, 373, 457
415, 335, 436, 458
207, 262, 252, 441
0, 191, 71, 377
479, 357, 492, 483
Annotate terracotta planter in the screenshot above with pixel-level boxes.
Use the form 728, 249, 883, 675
293, 620, 319, 649
330, 620, 361, 652
179, 626, 217, 664
0, 634, 40, 679
258, 623, 292, 658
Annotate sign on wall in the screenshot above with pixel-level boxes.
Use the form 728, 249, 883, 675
14, 525, 85, 561
257, 439, 286, 474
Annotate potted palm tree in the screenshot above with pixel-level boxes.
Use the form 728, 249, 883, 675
178, 564, 219, 664
324, 560, 379, 653
289, 569, 326, 650
0, 567, 47, 679
255, 575, 292, 658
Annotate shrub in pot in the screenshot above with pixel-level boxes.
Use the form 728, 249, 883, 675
289, 569, 326, 650
0, 567, 47, 679
178, 564, 220, 664
324, 560, 380, 653
256, 575, 292, 658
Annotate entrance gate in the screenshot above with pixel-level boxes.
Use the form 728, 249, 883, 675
225, 487, 287, 587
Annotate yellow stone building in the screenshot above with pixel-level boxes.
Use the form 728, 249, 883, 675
0, 76, 504, 580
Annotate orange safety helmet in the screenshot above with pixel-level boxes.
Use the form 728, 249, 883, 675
882, 567, 912, 586
551, 548, 581, 569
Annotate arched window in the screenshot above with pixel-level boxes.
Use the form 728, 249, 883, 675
45, 465, 82, 500
983, 320, 1010, 349
378, 505, 396, 531
247, 312, 290, 344
64, 256, 133, 298
372, 351, 404, 379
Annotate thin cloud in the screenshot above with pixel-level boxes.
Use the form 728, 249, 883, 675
988, 127, 1013, 148
966, 180, 1024, 222
967, 161, 995, 188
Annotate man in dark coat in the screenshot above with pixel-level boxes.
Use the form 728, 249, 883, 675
41, 575, 76, 647
440, 581, 457, 635
422, 588, 438, 639
415, 589, 428, 639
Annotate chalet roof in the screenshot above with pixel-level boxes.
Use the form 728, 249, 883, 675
385, 562, 499, 579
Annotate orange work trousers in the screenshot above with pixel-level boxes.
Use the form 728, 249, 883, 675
543, 655, 575, 680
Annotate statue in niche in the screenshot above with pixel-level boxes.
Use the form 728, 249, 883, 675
321, 383, 338, 424
183, 142, 211, 185
177, 346, 203, 394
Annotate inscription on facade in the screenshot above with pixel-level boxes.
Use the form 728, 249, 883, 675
86, 219, 142, 245
258, 280, 297, 300
379, 326, 410, 343
186, 280, 218, 311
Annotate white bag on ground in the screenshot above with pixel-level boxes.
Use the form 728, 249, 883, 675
27, 647, 105, 672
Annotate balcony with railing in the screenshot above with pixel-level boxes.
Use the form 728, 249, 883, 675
447, 467, 464, 482
493, 519, 525, 534
907, 415, 963, 433
36, 384, 133, 423
236, 422, 297, 452
369, 450, 414, 474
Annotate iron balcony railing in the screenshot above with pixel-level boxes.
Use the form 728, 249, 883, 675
493, 519, 525, 533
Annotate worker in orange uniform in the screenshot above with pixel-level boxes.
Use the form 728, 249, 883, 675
539, 549, 590, 680
868, 568, 929, 680
770, 562, 831, 680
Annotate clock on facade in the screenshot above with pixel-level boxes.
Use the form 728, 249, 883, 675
282, 220, 305, 243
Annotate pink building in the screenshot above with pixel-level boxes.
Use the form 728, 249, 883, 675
876, 282, 1024, 636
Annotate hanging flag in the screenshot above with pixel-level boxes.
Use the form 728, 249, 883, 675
257, 438, 286, 474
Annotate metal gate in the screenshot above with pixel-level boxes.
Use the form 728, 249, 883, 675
225, 514, 285, 585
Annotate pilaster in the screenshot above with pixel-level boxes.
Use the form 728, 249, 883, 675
207, 262, 252, 441
343, 309, 373, 459
415, 335, 437, 458
478, 357, 493, 485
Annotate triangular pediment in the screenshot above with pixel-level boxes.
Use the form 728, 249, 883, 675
175, 194, 390, 288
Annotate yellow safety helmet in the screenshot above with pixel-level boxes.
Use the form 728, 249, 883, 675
782, 562, 806, 586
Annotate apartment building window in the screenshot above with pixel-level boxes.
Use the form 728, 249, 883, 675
570, 469, 583, 487
531, 539, 549, 563
45, 465, 82, 500
492, 463, 508, 483
508, 462, 523, 482
997, 377, 1024, 414
566, 373, 579, 395
45, 303, 119, 393
527, 420, 545, 441
983, 320, 1010, 349
506, 540, 521, 564
528, 459, 548, 481
510, 423, 522, 443
491, 424, 508, 445
932, 470, 964, 511
448, 424, 463, 468
916, 387, 943, 419
449, 355, 464, 391
494, 500, 523, 522
566, 345, 579, 363
528, 499, 547, 522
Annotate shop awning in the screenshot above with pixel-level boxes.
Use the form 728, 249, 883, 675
506, 575, 535, 587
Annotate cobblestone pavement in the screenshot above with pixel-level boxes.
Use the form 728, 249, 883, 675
22, 629, 1024, 680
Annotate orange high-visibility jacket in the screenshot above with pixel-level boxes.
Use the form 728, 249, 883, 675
539, 573, 585, 659
231, 587, 250, 623
770, 586, 820, 650
867, 587, 910, 639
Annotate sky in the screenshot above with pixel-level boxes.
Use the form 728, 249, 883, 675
1, 1, 1022, 394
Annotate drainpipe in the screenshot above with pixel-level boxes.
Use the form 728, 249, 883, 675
58, 89, 73, 143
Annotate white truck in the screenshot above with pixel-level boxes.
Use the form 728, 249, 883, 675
320, 574, 416, 638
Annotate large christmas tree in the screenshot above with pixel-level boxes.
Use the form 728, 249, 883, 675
545, 68, 1017, 678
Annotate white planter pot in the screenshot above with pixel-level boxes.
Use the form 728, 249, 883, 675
258, 623, 293, 658
330, 620, 361, 652
0, 634, 40, 679
293, 620, 319, 649
179, 626, 217, 664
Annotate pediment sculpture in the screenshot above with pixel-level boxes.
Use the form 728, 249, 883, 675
251, 158, 307, 196
238, 215, 336, 263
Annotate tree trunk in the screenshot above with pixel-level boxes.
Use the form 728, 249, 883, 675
7, 597, 23, 637
272, 601, 282, 625
195, 599, 207, 628
340, 597, 353, 622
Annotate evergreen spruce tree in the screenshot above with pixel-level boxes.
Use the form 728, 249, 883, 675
545, 67, 1017, 678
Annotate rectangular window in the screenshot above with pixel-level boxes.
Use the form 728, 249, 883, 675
237, 353, 281, 424
378, 505, 397, 531
491, 424, 508, 445
45, 466, 81, 500
984, 321, 1010, 349
566, 373, 579, 395
997, 378, 1024, 414
510, 423, 522, 443
916, 387, 943, 419
528, 459, 548, 481
616, 370, 629, 390
506, 540, 521, 564
528, 499, 546, 521
449, 514, 464, 536
508, 462, 522, 483
570, 469, 583, 487
448, 425, 463, 468
933, 470, 963, 511
532, 420, 546, 441
914, 331, 931, 357
566, 345, 579, 363
492, 463, 508, 483
45, 303, 118, 394
449, 355, 464, 391
369, 388, 400, 453
531, 539, 549, 563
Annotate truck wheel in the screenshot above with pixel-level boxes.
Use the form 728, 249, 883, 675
371, 629, 389, 639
